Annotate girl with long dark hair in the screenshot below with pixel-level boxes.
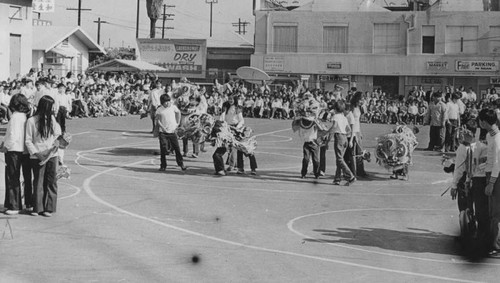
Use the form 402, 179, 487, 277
2, 94, 32, 215
25, 95, 62, 217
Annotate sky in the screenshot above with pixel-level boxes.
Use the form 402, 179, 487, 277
40, 0, 257, 48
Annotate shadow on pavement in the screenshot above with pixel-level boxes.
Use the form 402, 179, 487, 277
305, 227, 458, 255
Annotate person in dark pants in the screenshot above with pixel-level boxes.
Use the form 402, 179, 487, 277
331, 101, 355, 185
25, 95, 62, 217
425, 92, 447, 151
155, 94, 186, 171
2, 94, 32, 215
236, 151, 257, 175
213, 147, 228, 175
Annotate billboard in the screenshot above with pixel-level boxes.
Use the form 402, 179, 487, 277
137, 39, 207, 79
33, 0, 55, 13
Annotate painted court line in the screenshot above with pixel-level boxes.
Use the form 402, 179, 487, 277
287, 208, 500, 267
79, 157, 482, 283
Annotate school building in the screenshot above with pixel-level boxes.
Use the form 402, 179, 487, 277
251, 0, 500, 97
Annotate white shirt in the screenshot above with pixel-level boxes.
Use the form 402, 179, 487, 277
149, 88, 164, 108
156, 105, 180, 133
0, 92, 11, 106
486, 131, 500, 178
57, 92, 72, 109
452, 142, 488, 188
446, 101, 460, 120
220, 106, 244, 127
331, 113, 350, 134
25, 115, 62, 159
351, 107, 361, 133
3, 112, 28, 152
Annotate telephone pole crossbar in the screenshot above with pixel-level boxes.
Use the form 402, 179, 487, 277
66, 0, 91, 26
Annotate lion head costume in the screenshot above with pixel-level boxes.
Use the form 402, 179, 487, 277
375, 125, 418, 171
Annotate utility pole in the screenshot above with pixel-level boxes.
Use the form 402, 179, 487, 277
160, 3, 175, 39
206, 0, 218, 37
136, 0, 140, 38
232, 18, 250, 35
66, 0, 92, 26
93, 17, 108, 46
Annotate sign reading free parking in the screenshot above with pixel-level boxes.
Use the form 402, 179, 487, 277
456, 60, 499, 72
137, 39, 207, 78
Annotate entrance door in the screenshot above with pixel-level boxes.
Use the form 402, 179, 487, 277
9, 34, 22, 79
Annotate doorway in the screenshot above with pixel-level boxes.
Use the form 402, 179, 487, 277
9, 34, 21, 79
373, 76, 400, 98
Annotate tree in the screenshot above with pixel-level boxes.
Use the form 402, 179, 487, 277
146, 0, 164, 38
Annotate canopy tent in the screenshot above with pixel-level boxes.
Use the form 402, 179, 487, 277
89, 59, 167, 73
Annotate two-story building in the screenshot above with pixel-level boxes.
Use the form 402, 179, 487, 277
251, 0, 500, 97
0, 0, 33, 80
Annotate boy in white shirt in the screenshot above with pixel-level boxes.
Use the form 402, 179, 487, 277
330, 101, 355, 185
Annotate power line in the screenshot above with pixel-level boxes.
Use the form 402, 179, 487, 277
66, 0, 91, 26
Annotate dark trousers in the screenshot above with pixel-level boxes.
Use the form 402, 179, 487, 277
4, 152, 31, 210
428, 125, 445, 150
150, 106, 157, 131
237, 151, 257, 171
344, 141, 356, 177
56, 106, 67, 133
225, 146, 237, 168
213, 147, 227, 172
470, 177, 489, 236
183, 137, 200, 155
158, 132, 184, 168
31, 156, 58, 213
490, 175, 500, 250
445, 119, 459, 151
301, 141, 319, 177
319, 145, 327, 173
333, 133, 354, 181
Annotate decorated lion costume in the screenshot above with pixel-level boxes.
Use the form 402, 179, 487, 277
375, 125, 418, 179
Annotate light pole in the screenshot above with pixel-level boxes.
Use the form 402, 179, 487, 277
206, 0, 218, 37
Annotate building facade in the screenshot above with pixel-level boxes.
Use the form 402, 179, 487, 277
0, 0, 33, 80
251, 3, 500, 97
32, 26, 105, 78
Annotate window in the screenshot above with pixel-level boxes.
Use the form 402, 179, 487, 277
373, 23, 401, 54
45, 52, 64, 64
446, 26, 478, 54
490, 26, 500, 54
422, 25, 435, 54
323, 26, 348, 53
273, 25, 298, 53
9, 6, 22, 20
62, 38, 69, 47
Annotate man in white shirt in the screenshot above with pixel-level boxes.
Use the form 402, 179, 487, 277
0, 84, 11, 123
330, 101, 355, 185
155, 94, 186, 171
55, 83, 70, 133
148, 80, 165, 133
445, 93, 461, 152
479, 108, 500, 256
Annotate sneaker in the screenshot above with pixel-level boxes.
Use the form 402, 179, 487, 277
226, 166, 233, 172
4, 210, 19, 215
30, 212, 39, 216
301, 175, 306, 179
216, 170, 226, 176
158, 167, 166, 171
333, 180, 341, 185
41, 211, 52, 217
346, 177, 357, 186
251, 170, 257, 176
319, 171, 325, 176
236, 169, 244, 175
191, 154, 198, 158
181, 166, 188, 171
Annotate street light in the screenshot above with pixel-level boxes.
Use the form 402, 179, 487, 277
206, 0, 218, 37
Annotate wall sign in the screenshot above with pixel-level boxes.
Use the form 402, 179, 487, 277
264, 57, 284, 71
33, 0, 55, 13
327, 62, 342, 69
426, 61, 448, 70
456, 60, 499, 72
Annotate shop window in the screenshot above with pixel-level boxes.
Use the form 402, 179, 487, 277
446, 26, 478, 54
373, 23, 401, 54
323, 25, 348, 53
273, 24, 298, 53
9, 6, 22, 20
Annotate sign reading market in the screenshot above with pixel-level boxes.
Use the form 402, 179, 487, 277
137, 38, 207, 78
456, 60, 499, 72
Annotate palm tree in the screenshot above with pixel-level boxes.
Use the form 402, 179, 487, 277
146, 0, 164, 38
